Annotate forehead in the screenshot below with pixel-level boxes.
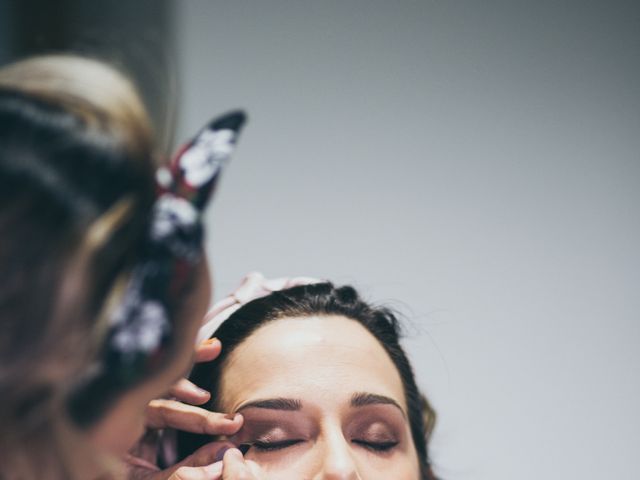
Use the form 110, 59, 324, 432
219, 315, 407, 412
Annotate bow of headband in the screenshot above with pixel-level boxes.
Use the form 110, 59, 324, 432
68, 110, 246, 425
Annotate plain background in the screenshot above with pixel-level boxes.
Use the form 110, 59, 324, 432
174, 2, 639, 479
2, 1, 638, 478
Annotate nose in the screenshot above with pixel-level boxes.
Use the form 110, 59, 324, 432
315, 429, 361, 480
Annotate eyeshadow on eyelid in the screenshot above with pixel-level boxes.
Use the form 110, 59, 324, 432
356, 422, 397, 441
254, 429, 293, 443
347, 413, 406, 443
233, 417, 311, 442
231, 427, 309, 452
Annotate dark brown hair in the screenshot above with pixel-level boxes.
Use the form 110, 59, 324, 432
178, 282, 439, 480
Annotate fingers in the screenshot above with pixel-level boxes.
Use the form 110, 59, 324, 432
143, 446, 261, 480
166, 462, 223, 480
167, 338, 220, 406
146, 399, 243, 435
181, 441, 234, 467
222, 448, 263, 479
195, 338, 222, 363
139, 442, 232, 480
169, 378, 210, 405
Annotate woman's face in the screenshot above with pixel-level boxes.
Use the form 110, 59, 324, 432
220, 315, 421, 480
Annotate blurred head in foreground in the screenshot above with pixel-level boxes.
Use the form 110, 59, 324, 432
0, 54, 213, 478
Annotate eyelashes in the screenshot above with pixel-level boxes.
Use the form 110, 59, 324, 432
353, 439, 399, 452
250, 438, 399, 453
252, 439, 303, 452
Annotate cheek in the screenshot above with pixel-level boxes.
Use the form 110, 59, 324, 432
87, 398, 146, 455
169, 263, 213, 372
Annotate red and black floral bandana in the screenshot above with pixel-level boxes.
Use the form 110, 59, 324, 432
68, 111, 246, 426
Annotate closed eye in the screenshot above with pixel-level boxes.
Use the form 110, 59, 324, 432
252, 439, 304, 452
352, 440, 399, 452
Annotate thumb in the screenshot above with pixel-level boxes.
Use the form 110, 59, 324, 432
141, 442, 232, 480
222, 448, 263, 479
166, 462, 222, 480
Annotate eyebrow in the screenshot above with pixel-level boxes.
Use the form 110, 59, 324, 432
235, 393, 405, 417
236, 397, 302, 412
350, 392, 406, 418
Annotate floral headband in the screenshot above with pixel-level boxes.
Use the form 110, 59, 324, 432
68, 111, 246, 426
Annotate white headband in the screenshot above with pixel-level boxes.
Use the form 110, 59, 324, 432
196, 272, 321, 344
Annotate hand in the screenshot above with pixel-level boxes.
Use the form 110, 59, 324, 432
128, 442, 224, 480
126, 339, 243, 479
134, 447, 266, 480
146, 339, 240, 434
218, 448, 265, 480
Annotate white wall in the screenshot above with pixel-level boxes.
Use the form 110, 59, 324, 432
174, 2, 640, 478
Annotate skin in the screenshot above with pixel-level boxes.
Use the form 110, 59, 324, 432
218, 315, 421, 480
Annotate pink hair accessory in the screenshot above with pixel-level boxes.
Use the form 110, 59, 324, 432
196, 272, 321, 344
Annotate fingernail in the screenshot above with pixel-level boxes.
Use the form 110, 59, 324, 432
204, 461, 223, 476
191, 385, 210, 396
224, 412, 238, 421
214, 446, 231, 462
202, 337, 220, 346
238, 443, 252, 455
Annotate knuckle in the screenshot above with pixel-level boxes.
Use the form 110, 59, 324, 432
226, 465, 253, 480
202, 410, 226, 432
171, 466, 190, 480
199, 411, 216, 434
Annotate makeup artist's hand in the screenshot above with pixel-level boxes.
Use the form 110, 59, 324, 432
126, 339, 244, 480
134, 447, 265, 480
143, 339, 243, 442
218, 448, 266, 480
131, 443, 225, 480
